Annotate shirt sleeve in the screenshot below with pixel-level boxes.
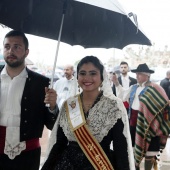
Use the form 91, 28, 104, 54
48, 105, 59, 115
116, 84, 132, 102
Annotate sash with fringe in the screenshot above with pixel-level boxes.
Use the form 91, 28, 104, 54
134, 84, 170, 166
65, 95, 114, 170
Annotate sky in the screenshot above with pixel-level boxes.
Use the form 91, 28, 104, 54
119, 0, 170, 47
0, 0, 170, 67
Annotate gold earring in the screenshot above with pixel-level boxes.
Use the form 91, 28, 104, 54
98, 83, 102, 91
78, 84, 81, 93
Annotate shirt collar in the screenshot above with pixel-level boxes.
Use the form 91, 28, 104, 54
1, 65, 28, 78
137, 81, 147, 87
121, 74, 129, 80
121, 74, 129, 79
67, 76, 74, 81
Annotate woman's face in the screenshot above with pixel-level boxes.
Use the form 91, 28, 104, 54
78, 62, 102, 92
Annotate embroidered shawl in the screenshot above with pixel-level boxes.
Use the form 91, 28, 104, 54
134, 83, 170, 166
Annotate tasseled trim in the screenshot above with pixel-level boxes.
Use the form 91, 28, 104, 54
151, 157, 158, 170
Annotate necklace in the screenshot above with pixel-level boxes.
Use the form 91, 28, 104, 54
80, 91, 103, 119
82, 103, 93, 115
80, 93, 93, 119
80, 95, 93, 115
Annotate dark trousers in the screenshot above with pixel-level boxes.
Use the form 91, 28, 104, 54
130, 126, 136, 147
0, 147, 41, 170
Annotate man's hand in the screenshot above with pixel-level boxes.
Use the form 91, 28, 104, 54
44, 87, 57, 110
111, 73, 119, 86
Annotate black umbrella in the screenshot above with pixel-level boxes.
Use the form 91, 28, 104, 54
0, 0, 151, 49
0, 0, 151, 85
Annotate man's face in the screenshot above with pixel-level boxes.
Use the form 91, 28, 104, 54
136, 73, 149, 84
120, 64, 129, 75
3, 36, 29, 68
64, 66, 73, 80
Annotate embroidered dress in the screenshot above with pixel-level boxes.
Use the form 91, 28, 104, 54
41, 59, 135, 170
41, 94, 134, 170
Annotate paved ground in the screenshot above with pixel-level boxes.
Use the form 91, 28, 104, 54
39, 127, 50, 168
40, 128, 170, 169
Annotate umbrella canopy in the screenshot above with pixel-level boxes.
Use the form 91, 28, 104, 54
0, 0, 151, 49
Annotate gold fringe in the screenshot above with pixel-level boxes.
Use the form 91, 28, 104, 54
151, 157, 158, 170
145, 157, 158, 170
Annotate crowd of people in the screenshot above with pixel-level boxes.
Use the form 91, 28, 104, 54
0, 30, 170, 170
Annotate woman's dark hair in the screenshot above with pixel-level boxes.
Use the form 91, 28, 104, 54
77, 56, 104, 81
4, 30, 29, 50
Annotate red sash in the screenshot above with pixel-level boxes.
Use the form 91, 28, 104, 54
130, 109, 138, 127
0, 126, 40, 154
123, 101, 129, 108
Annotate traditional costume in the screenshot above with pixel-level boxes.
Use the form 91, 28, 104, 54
0, 66, 58, 170
115, 63, 170, 169
41, 62, 135, 170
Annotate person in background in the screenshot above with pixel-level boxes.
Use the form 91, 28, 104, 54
160, 70, 170, 99
41, 56, 135, 170
0, 30, 58, 170
112, 61, 137, 113
108, 66, 121, 87
112, 63, 170, 170
53, 64, 79, 110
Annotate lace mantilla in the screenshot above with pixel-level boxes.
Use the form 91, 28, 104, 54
60, 95, 123, 142
45, 60, 135, 170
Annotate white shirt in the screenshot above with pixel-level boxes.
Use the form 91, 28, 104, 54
121, 75, 130, 90
116, 82, 146, 110
53, 76, 79, 109
0, 66, 27, 126
0, 66, 28, 159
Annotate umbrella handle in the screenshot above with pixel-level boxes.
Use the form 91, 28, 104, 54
46, 103, 50, 107
46, 0, 68, 107
45, 85, 52, 107
49, 5, 66, 86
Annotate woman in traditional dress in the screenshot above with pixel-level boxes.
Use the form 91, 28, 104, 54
41, 56, 135, 170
